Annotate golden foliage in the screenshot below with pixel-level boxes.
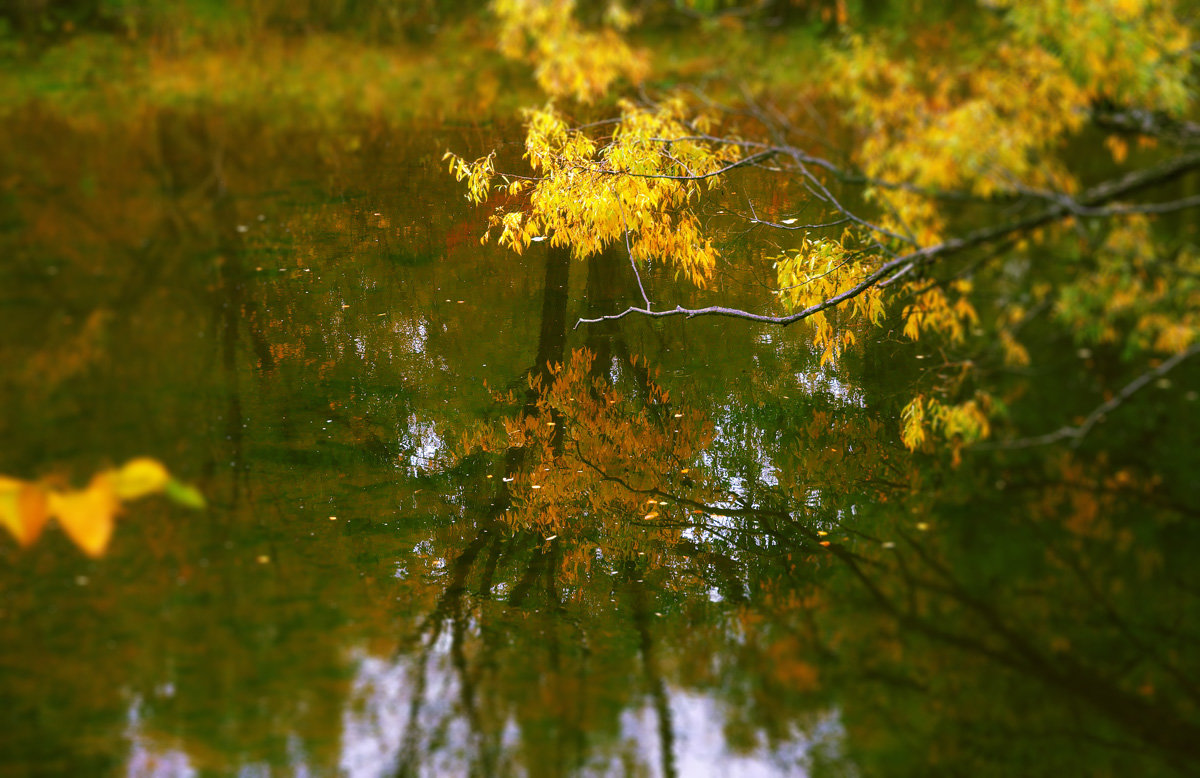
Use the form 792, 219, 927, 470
492, 0, 649, 102
0, 458, 203, 557
901, 393, 993, 462
830, 36, 1088, 245
901, 281, 978, 345
458, 349, 715, 555
447, 100, 739, 286
775, 236, 885, 365
452, 0, 1199, 454
986, 0, 1193, 113
1055, 215, 1199, 355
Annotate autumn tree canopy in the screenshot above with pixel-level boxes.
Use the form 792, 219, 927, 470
449, 0, 1200, 455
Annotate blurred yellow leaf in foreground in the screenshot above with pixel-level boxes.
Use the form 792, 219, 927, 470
0, 459, 203, 558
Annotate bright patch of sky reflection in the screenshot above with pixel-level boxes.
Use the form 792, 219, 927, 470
399, 413, 444, 476
334, 646, 844, 777
123, 696, 198, 778
613, 690, 843, 777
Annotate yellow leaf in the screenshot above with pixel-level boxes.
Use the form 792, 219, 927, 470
49, 476, 119, 558
0, 477, 50, 547
111, 457, 170, 500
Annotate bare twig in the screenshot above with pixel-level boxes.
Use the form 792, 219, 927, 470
975, 343, 1200, 450
609, 185, 652, 310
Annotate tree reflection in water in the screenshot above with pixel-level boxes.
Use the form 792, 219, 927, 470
1, 112, 1196, 777
371, 246, 1200, 774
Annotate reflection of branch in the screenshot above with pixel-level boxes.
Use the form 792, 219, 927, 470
1016, 510, 1200, 706
892, 531, 1200, 767
977, 344, 1200, 450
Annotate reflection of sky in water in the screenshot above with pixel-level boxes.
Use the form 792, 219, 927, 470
619, 693, 845, 778
400, 413, 444, 475
699, 345, 865, 519
124, 696, 198, 778
334, 644, 842, 777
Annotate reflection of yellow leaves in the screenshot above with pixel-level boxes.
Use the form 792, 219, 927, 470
49, 476, 120, 558
0, 477, 50, 547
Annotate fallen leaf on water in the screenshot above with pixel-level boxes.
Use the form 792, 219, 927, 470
49, 476, 119, 558
111, 457, 169, 500
0, 477, 49, 547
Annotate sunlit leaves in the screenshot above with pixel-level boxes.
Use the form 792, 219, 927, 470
900, 396, 927, 452
457, 100, 738, 287
492, 0, 649, 102
901, 281, 978, 345
0, 478, 50, 548
986, 0, 1193, 114
775, 237, 886, 365
900, 393, 992, 461
444, 151, 497, 205
0, 458, 204, 557
830, 36, 1087, 244
48, 477, 120, 558
1053, 215, 1200, 356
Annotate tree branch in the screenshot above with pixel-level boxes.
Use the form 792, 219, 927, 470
974, 343, 1200, 450
576, 150, 1200, 330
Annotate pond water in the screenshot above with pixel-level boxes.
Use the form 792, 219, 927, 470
1, 109, 1198, 777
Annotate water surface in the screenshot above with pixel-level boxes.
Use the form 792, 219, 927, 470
1, 109, 1198, 777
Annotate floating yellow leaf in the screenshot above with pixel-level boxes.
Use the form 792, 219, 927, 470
49, 476, 119, 558
0, 477, 49, 547
111, 457, 170, 500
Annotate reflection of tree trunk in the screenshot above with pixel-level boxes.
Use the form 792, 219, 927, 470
628, 562, 677, 778
152, 112, 276, 509
582, 248, 627, 380
508, 540, 550, 607
529, 247, 573, 457
390, 246, 579, 777
535, 247, 572, 377
582, 249, 656, 402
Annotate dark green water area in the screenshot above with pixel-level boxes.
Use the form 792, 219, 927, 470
2, 77, 1199, 778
